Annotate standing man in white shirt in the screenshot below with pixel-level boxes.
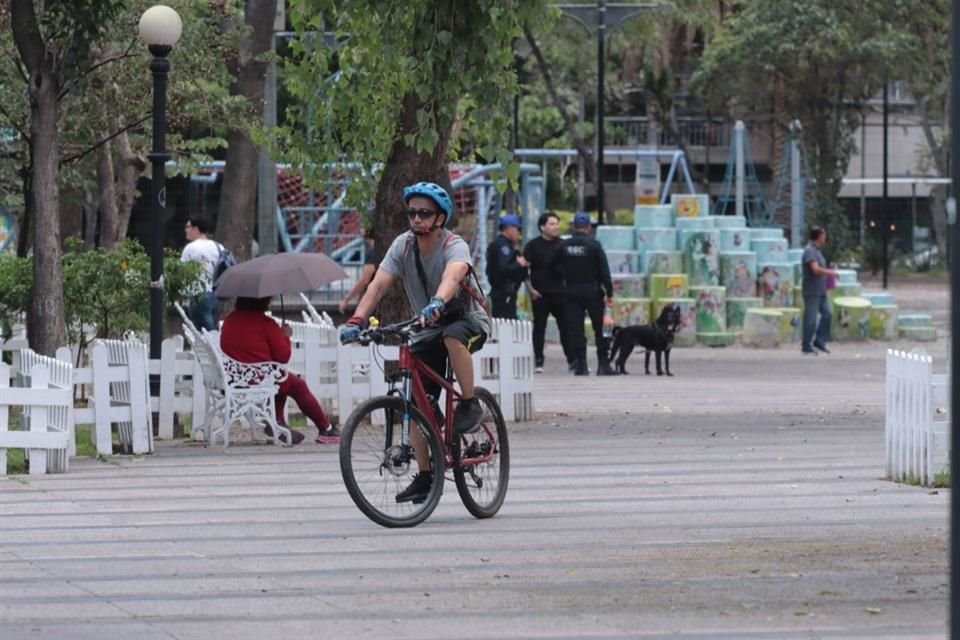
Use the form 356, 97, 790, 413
181, 217, 221, 330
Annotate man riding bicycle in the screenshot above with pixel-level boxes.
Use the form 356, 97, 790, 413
340, 181, 490, 503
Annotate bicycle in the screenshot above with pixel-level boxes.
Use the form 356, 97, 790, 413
339, 316, 510, 528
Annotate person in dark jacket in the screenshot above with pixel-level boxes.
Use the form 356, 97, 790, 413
557, 212, 616, 376
485, 213, 529, 319
523, 211, 573, 373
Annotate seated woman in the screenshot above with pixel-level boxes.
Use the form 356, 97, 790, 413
219, 296, 340, 445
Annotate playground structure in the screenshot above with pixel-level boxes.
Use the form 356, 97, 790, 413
185, 148, 698, 303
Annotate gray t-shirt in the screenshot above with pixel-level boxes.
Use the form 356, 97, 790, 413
801, 242, 827, 297
379, 229, 490, 341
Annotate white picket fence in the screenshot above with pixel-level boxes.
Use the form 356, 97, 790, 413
885, 349, 951, 485
0, 317, 534, 470
1, 359, 73, 475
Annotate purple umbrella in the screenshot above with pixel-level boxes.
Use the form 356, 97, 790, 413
214, 252, 347, 299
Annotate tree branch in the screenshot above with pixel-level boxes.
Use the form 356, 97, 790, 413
61, 115, 150, 165
58, 38, 139, 101
0, 101, 30, 144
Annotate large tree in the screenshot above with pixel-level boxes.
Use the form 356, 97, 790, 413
2, 1, 236, 352
279, 0, 551, 320
9, 0, 125, 354
217, 0, 278, 262
693, 0, 908, 257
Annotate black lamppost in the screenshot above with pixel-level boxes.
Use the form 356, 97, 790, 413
558, 2, 657, 225
949, 0, 960, 631
138, 5, 182, 362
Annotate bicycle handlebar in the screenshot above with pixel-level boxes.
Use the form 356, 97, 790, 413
350, 316, 423, 346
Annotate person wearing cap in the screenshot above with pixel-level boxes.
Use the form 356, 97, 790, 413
338, 181, 490, 504
557, 211, 616, 376
485, 213, 529, 319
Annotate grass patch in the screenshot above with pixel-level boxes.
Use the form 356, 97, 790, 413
892, 471, 950, 488
932, 470, 951, 488
5, 419, 100, 475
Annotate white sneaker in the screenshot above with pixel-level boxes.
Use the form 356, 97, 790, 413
534, 365, 544, 374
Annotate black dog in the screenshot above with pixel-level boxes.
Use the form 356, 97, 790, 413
608, 303, 682, 376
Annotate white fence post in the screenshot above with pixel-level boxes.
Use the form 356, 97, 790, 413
885, 348, 950, 485
0, 362, 72, 476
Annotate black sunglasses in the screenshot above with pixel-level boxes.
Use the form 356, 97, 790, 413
406, 208, 439, 220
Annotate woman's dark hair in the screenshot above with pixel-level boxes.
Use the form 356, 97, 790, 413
809, 226, 825, 242
537, 211, 559, 230
235, 296, 271, 312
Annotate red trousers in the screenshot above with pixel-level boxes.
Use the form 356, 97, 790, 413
276, 374, 330, 429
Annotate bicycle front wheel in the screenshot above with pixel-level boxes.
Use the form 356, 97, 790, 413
339, 395, 444, 528
454, 387, 510, 519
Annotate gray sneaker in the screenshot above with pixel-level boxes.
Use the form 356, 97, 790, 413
453, 398, 484, 434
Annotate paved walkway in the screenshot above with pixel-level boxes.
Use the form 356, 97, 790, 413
0, 277, 950, 639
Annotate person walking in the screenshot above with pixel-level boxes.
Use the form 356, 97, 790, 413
558, 212, 616, 376
485, 213, 529, 319
180, 217, 221, 331
523, 211, 573, 373
801, 226, 839, 355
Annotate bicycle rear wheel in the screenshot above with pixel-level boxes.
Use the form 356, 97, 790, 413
454, 387, 510, 519
340, 396, 444, 528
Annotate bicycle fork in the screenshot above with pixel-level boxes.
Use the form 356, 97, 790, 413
380, 375, 416, 477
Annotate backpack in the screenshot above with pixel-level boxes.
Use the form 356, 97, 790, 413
212, 242, 236, 287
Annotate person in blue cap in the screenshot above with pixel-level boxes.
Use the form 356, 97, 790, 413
557, 211, 616, 376
485, 212, 529, 319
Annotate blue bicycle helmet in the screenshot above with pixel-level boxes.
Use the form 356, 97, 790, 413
403, 181, 454, 218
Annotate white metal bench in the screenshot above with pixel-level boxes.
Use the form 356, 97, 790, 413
192, 329, 292, 447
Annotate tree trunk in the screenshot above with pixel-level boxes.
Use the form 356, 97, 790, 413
917, 98, 949, 259
26, 71, 67, 354
217, 0, 278, 261
96, 135, 121, 248
114, 126, 146, 244
372, 93, 455, 324
12, 0, 67, 354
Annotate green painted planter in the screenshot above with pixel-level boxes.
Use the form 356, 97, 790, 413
690, 286, 727, 333
719, 227, 751, 251
750, 227, 787, 240
645, 250, 682, 275
726, 297, 763, 330
675, 217, 715, 230
832, 296, 872, 341
680, 229, 720, 286
709, 215, 747, 229
742, 308, 783, 348
596, 225, 636, 251
649, 273, 688, 301
899, 326, 937, 341
758, 263, 795, 307
612, 297, 651, 326
633, 204, 674, 228
836, 268, 858, 285
867, 304, 898, 340
828, 283, 863, 302
655, 297, 696, 346
719, 251, 757, 298
697, 331, 737, 347
751, 238, 789, 263
607, 250, 641, 274
767, 306, 801, 343
671, 193, 710, 219
862, 291, 894, 306
635, 227, 677, 258
612, 273, 646, 298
